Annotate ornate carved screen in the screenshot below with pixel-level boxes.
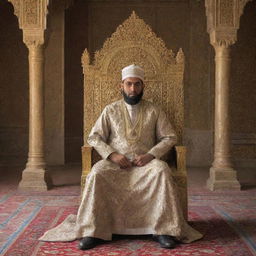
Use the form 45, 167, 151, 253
82, 12, 184, 144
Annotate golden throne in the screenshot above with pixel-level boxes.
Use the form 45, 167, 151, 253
81, 12, 187, 219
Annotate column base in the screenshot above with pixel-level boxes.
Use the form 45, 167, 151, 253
18, 167, 52, 191
207, 167, 241, 191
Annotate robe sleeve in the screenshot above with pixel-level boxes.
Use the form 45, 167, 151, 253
147, 108, 177, 159
87, 107, 116, 159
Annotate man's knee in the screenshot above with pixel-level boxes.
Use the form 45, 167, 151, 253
89, 160, 118, 177
150, 159, 171, 175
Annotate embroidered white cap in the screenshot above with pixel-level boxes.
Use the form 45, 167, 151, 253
121, 64, 144, 81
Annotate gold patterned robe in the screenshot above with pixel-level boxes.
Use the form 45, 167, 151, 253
39, 99, 203, 243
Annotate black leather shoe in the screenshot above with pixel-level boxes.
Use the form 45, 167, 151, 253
153, 235, 176, 249
78, 237, 104, 250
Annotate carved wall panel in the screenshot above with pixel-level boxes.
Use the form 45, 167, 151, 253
82, 12, 185, 145
8, 0, 49, 46
8, 0, 49, 29
219, 0, 234, 26
205, 0, 253, 46
24, 0, 38, 25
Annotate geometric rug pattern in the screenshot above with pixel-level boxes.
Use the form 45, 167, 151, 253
0, 185, 256, 256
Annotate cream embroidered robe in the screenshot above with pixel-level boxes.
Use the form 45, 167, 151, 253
39, 99, 203, 243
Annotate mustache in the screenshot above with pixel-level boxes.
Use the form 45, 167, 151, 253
122, 90, 143, 105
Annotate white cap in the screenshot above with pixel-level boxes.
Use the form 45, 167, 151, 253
121, 64, 144, 81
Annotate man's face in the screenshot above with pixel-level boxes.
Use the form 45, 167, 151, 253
121, 77, 144, 105
121, 77, 144, 97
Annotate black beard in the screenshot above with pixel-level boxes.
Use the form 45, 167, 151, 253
122, 90, 143, 105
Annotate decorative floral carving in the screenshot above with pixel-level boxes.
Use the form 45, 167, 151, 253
24, 0, 38, 25
205, 0, 215, 33
82, 11, 185, 145
8, 0, 49, 33
219, 0, 234, 26
205, 0, 252, 46
81, 49, 90, 73
23, 33, 45, 47
211, 34, 237, 47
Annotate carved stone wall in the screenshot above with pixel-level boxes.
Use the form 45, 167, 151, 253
8, 0, 49, 46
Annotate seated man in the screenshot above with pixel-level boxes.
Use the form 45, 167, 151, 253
39, 64, 203, 250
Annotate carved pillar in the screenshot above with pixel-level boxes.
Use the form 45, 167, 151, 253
205, 0, 252, 190
8, 0, 51, 191
208, 42, 241, 190
20, 40, 51, 191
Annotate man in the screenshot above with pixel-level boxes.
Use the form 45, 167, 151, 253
39, 64, 202, 249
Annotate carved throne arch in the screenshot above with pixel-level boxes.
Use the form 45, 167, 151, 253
81, 12, 187, 218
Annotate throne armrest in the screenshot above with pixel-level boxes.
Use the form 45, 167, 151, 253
173, 145, 188, 220
174, 145, 186, 173
81, 145, 93, 190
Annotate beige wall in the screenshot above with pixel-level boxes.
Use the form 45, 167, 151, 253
0, 0, 255, 168
64, 1, 88, 163
65, 0, 214, 166
45, 1, 65, 165
0, 0, 28, 166
230, 0, 256, 167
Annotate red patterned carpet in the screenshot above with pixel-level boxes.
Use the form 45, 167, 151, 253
0, 183, 256, 256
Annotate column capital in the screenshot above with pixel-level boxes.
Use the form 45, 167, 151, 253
8, 0, 49, 46
23, 29, 45, 47
205, 0, 253, 47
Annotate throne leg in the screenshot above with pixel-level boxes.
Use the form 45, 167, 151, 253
81, 146, 93, 193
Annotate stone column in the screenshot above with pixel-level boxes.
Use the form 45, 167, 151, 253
207, 43, 240, 190
8, 0, 51, 191
205, 0, 252, 190
18, 41, 51, 191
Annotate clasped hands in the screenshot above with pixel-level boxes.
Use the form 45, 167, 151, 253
108, 152, 154, 169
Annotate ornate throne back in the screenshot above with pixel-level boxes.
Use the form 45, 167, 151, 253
81, 12, 187, 219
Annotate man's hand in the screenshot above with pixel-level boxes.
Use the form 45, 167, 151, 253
108, 152, 132, 169
133, 153, 155, 167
